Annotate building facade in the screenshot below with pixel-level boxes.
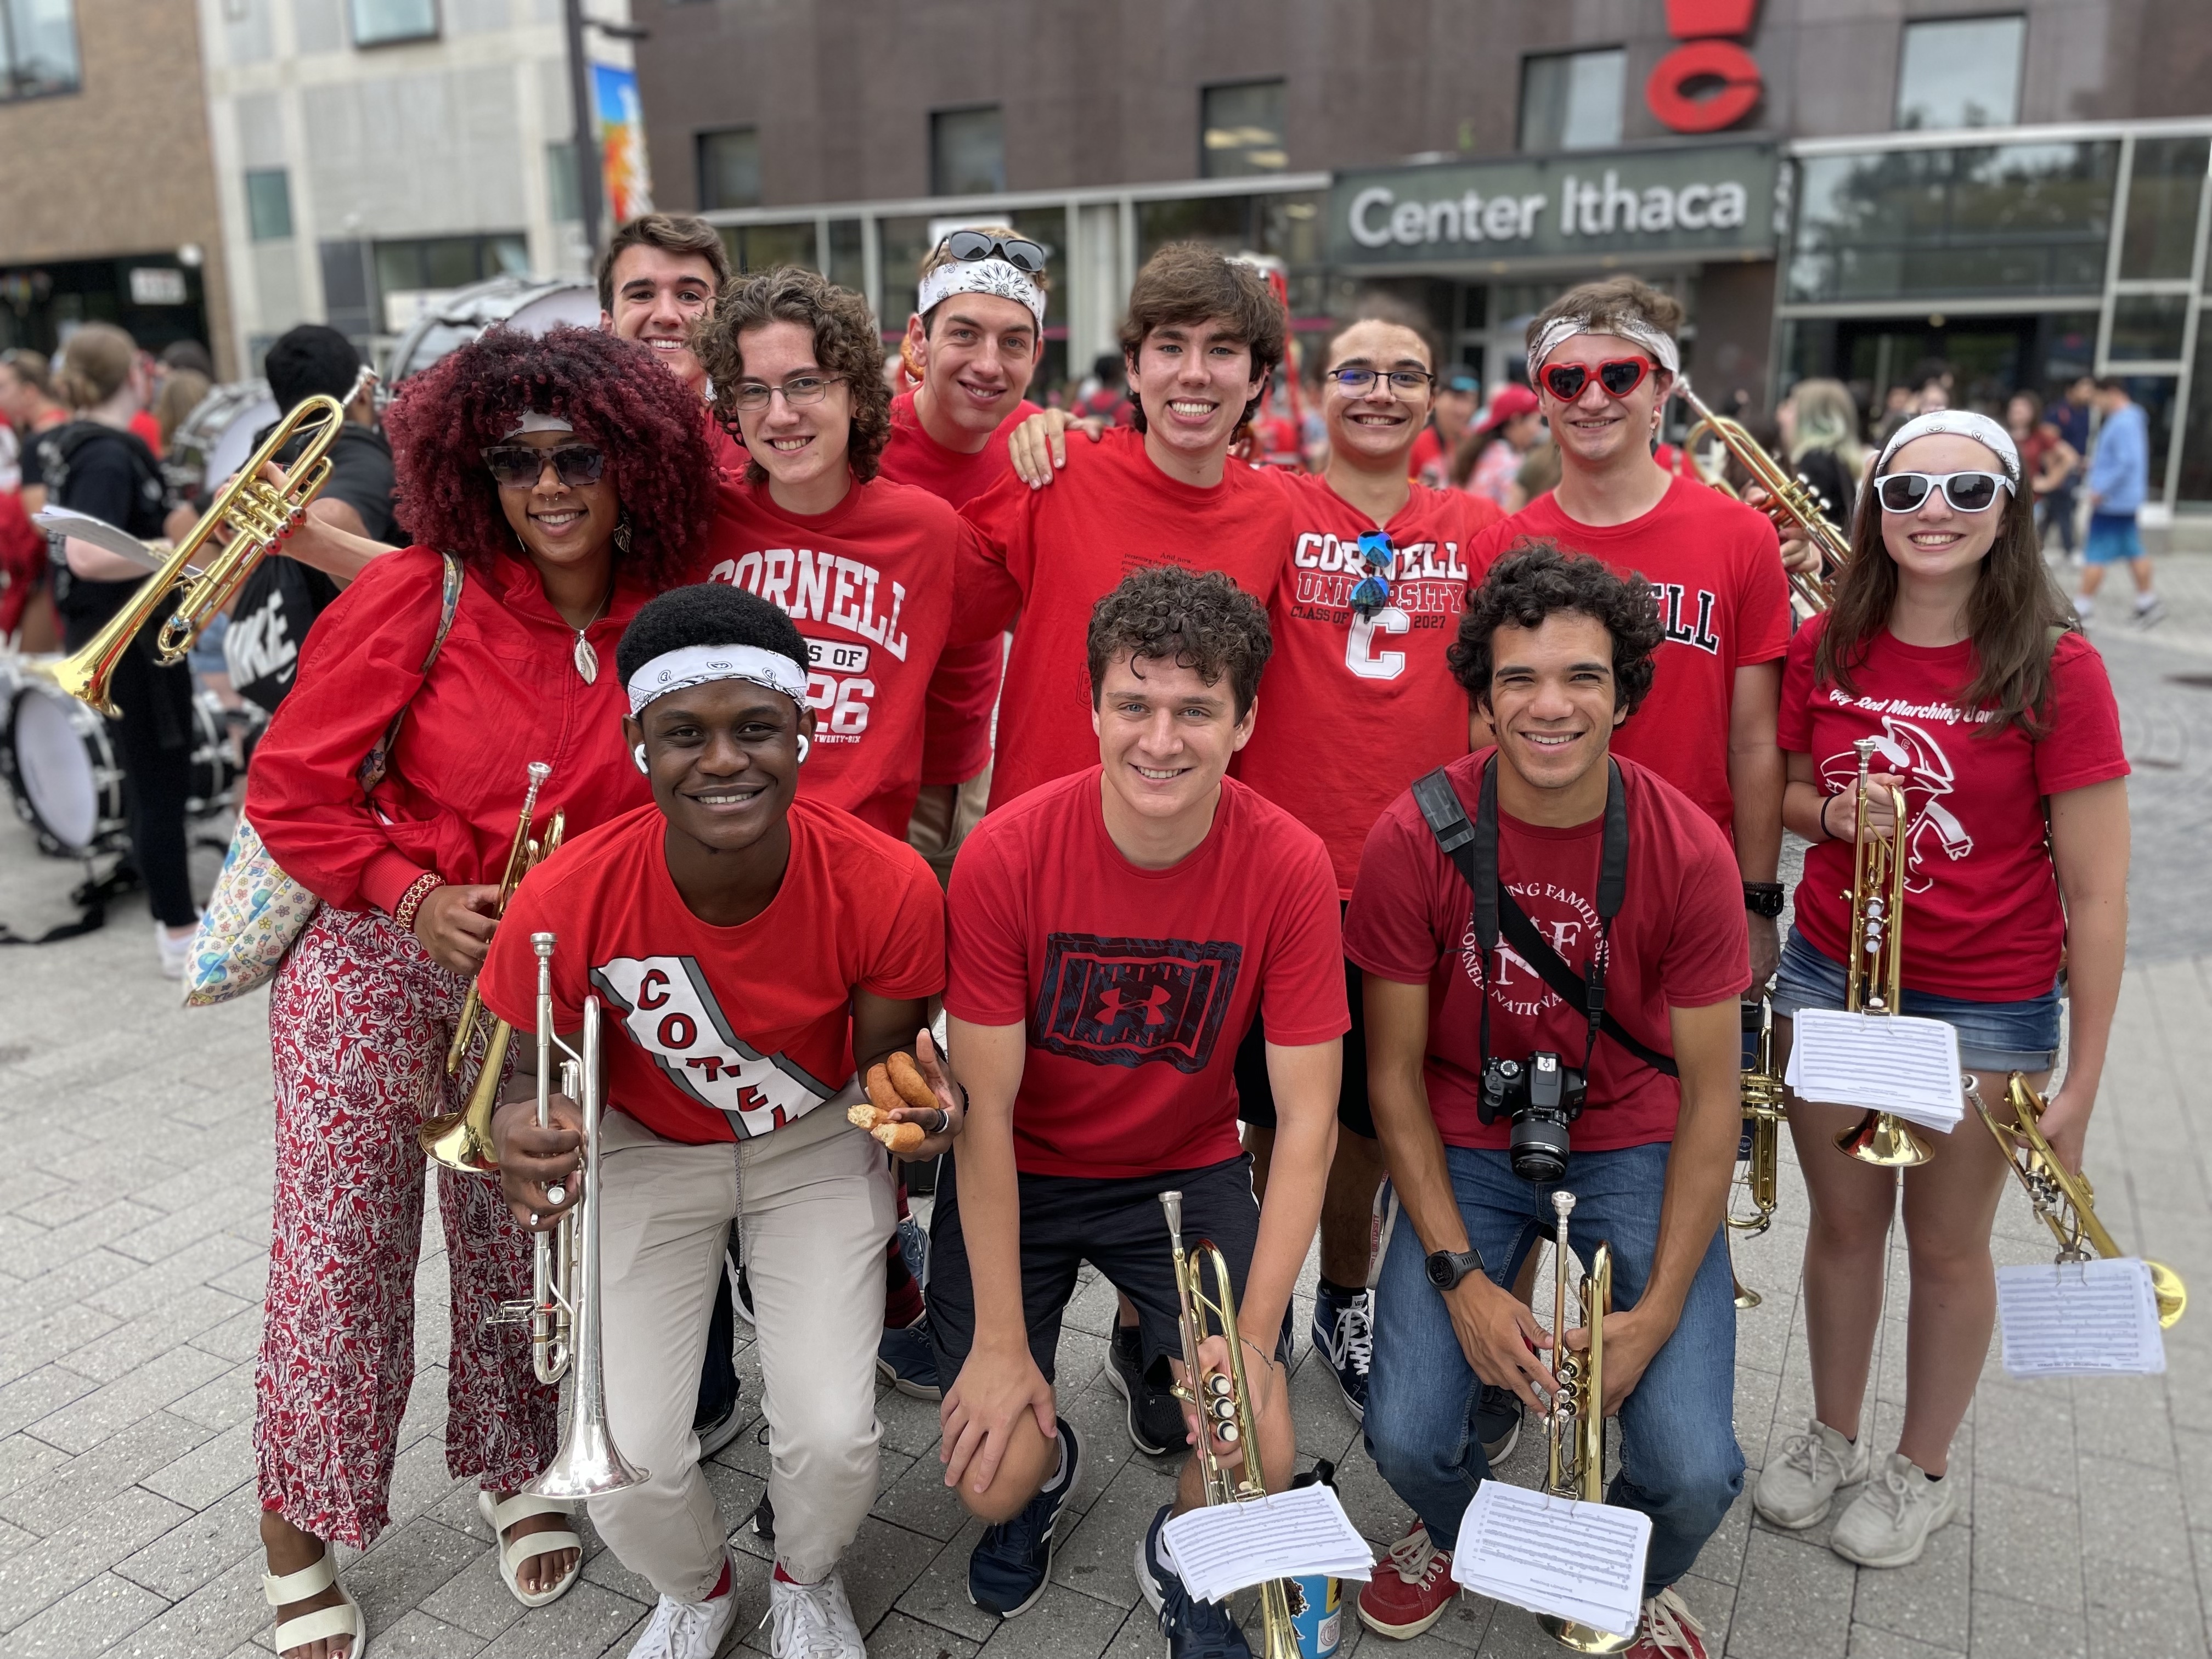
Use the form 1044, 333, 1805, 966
633, 0, 2212, 518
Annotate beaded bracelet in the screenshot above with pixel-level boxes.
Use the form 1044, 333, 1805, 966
391, 871, 445, 935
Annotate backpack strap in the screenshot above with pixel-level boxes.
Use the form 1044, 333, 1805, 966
357, 551, 465, 793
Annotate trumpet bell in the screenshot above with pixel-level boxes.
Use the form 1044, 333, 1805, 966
1836, 1109, 1932, 1168
527, 1412, 648, 1502
1537, 1615, 1638, 1655
2149, 1261, 2188, 1329
418, 1021, 507, 1173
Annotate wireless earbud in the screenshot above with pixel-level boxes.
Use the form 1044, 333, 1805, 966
633, 743, 648, 774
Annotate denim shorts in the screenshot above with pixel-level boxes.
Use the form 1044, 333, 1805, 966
1770, 927, 2060, 1073
2084, 512, 2143, 566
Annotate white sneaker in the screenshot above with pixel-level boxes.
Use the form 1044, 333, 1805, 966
630, 1556, 742, 1659
1752, 1418, 1867, 1529
156, 921, 196, 980
763, 1570, 864, 1659
1830, 1451, 1957, 1567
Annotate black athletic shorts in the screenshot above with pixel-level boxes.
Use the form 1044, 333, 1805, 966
926, 1150, 1263, 1384
1234, 949, 1373, 1139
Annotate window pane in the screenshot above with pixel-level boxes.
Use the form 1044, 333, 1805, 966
2109, 293, 2190, 363
827, 218, 865, 294
2120, 136, 2210, 281
697, 128, 760, 212
932, 107, 1004, 198
245, 169, 292, 241
1202, 81, 1286, 178
2178, 316, 2212, 505
877, 215, 934, 328
489, 235, 529, 278
1520, 49, 1624, 153
737, 223, 816, 273
422, 238, 477, 289
351, 0, 436, 46
1895, 15, 2023, 131
3, 0, 81, 97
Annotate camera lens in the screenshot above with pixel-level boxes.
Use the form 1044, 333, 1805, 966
1510, 1113, 1571, 1184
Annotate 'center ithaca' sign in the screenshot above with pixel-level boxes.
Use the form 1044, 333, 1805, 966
1328, 142, 1778, 268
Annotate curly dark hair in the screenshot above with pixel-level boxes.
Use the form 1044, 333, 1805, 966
1087, 566, 1273, 718
1118, 244, 1285, 436
1448, 541, 1663, 717
616, 583, 808, 687
697, 267, 891, 485
383, 326, 714, 588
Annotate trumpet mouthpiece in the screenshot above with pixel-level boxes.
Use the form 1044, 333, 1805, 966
1159, 1190, 1184, 1237
1553, 1190, 1577, 1221
533, 932, 556, 957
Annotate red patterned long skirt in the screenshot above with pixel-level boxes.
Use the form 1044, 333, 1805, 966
253, 904, 557, 1549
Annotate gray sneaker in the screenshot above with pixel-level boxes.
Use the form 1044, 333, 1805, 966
1752, 1418, 1867, 1530
1831, 1451, 1957, 1567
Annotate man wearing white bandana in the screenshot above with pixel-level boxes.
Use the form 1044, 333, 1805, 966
483, 583, 960, 1659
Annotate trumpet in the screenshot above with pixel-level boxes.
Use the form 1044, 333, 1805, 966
1728, 999, 1786, 1309
1540, 1190, 1628, 1655
1970, 1073, 2187, 1329
50, 393, 343, 715
1677, 376, 1844, 620
1834, 738, 1932, 1168
486, 933, 648, 1499
421, 761, 565, 1173
1160, 1191, 1300, 1659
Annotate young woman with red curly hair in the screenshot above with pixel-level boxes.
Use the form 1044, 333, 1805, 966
243, 326, 715, 1659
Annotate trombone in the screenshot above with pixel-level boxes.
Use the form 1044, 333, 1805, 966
1160, 1191, 1301, 1659
1539, 1190, 1628, 1655
1728, 999, 1786, 1309
50, 392, 344, 715
1835, 738, 1932, 1168
1676, 376, 1844, 620
486, 932, 647, 1499
421, 761, 565, 1173
1970, 1073, 2187, 1329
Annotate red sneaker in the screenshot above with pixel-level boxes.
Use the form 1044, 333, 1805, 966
1622, 1587, 1708, 1659
1356, 1522, 1456, 1640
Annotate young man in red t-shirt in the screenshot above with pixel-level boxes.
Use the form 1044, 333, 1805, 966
487, 585, 953, 1659
1347, 546, 1747, 1657
597, 213, 748, 476
1466, 278, 1789, 989
930, 569, 1346, 1657
958, 244, 1294, 812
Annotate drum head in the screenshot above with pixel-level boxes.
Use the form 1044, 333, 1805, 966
9, 686, 114, 854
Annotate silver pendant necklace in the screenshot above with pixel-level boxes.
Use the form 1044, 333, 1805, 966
571, 586, 612, 684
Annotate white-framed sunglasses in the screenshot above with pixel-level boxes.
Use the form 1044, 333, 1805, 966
1874, 470, 2016, 515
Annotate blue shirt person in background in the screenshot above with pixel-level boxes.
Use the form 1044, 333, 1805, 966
2076, 376, 2162, 628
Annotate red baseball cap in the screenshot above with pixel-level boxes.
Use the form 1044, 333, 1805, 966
1475, 382, 1541, 435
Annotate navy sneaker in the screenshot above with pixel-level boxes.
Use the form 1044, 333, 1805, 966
877, 1315, 943, 1401
1105, 1324, 1186, 1457
968, 1417, 1082, 1617
1135, 1502, 1252, 1658
895, 1212, 928, 1287
1309, 1283, 1373, 1422
1476, 1382, 1522, 1464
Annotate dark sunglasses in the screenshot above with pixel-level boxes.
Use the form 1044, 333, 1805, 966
1350, 531, 1396, 618
482, 443, 608, 489
1539, 357, 1653, 402
1874, 470, 2015, 515
940, 229, 1048, 273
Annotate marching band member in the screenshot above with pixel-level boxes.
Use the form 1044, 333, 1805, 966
930, 569, 1345, 1657
1753, 411, 2130, 1567
597, 211, 749, 476
488, 583, 952, 1659
246, 326, 715, 1659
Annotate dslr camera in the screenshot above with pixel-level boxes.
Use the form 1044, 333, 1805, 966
1479, 1051, 1586, 1184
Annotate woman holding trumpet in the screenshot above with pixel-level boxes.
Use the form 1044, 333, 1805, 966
245, 326, 714, 1659
1754, 410, 2130, 1568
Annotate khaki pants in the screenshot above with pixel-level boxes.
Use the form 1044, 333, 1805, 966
591, 1103, 893, 1596
906, 764, 992, 888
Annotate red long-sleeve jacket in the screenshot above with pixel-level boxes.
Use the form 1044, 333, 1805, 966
246, 544, 653, 915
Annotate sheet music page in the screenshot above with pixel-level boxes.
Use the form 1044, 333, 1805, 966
32, 506, 182, 574
1996, 1258, 2166, 1377
1784, 1009, 1963, 1129
1449, 1481, 1650, 1640
1159, 1483, 1373, 1603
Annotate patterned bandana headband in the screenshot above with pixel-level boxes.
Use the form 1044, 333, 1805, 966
916, 258, 1047, 330
1875, 410, 2022, 483
625, 644, 810, 716
1526, 314, 1681, 384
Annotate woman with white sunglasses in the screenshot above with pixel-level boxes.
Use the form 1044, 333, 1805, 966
1753, 411, 2131, 1568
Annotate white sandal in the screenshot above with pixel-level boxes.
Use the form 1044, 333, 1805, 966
479, 1489, 583, 1608
263, 1549, 369, 1659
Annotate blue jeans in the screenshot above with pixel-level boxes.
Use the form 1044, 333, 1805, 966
1364, 1143, 1743, 1595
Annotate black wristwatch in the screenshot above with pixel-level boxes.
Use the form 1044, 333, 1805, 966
1425, 1245, 1486, 1291
1743, 882, 1785, 918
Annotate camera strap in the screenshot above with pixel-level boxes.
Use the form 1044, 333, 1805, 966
1411, 758, 1678, 1084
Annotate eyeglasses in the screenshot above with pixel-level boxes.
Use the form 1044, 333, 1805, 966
1349, 531, 1396, 618
1539, 358, 1653, 403
1874, 470, 2015, 515
1325, 366, 1435, 396
482, 443, 608, 489
939, 229, 1048, 273
728, 374, 847, 414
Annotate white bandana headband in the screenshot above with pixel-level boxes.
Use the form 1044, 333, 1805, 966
625, 644, 810, 716
1875, 410, 2021, 483
1527, 315, 1681, 385
504, 410, 575, 438
916, 258, 1047, 330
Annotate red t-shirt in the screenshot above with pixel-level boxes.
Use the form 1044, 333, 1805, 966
481, 798, 946, 1146
706, 408, 748, 477
946, 768, 1348, 1178
1239, 474, 1504, 897
1779, 616, 2128, 1000
960, 427, 1295, 812
1408, 424, 1445, 484
1470, 476, 1791, 837
698, 473, 976, 839
878, 391, 1040, 787
1347, 752, 1747, 1149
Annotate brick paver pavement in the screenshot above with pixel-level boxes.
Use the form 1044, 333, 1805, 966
0, 553, 2207, 1658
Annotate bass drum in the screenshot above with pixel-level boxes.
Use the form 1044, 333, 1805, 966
163, 379, 281, 503
1, 677, 249, 857
384, 275, 600, 387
